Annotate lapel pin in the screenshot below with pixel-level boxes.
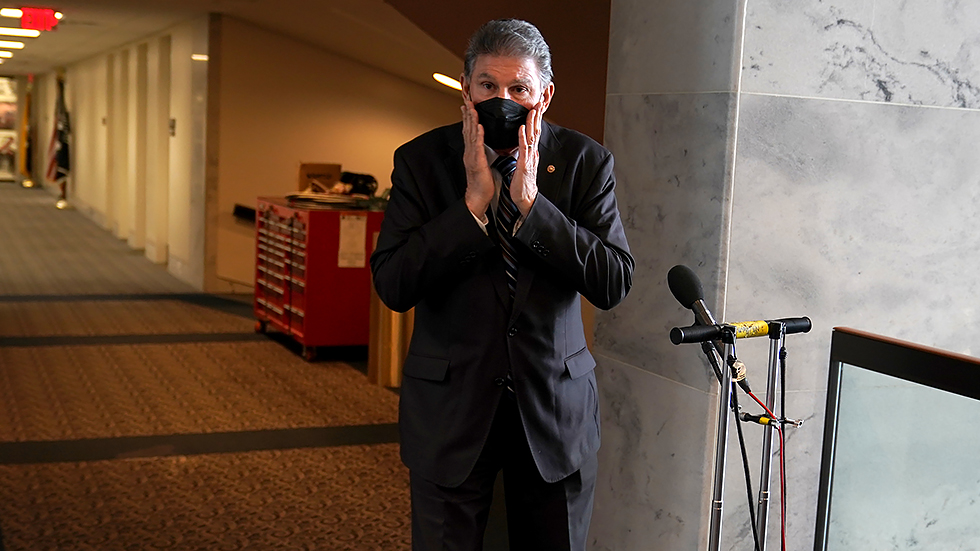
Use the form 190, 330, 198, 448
547, 165, 555, 173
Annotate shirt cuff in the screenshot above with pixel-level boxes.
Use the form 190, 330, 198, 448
513, 215, 525, 235
471, 210, 489, 235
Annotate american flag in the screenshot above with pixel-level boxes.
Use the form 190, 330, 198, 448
46, 77, 70, 183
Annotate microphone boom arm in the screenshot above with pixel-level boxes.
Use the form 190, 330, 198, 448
670, 317, 812, 345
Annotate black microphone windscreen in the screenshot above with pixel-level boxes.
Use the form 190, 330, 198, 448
667, 265, 705, 309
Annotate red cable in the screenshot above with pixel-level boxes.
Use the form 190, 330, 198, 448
746, 390, 788, 551
780, 426, 787, 551
746, 390, 778, 421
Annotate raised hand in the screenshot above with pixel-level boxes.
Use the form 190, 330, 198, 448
461, 97, 495, 221
511, 100, 543, 217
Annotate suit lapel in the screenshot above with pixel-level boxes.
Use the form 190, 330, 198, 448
446, 124, 512, 309
510, 122, 564, 321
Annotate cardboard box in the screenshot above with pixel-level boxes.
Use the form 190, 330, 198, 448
299, 163, 342, 191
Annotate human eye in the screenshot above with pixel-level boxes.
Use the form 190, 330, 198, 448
511, 84, 534, 98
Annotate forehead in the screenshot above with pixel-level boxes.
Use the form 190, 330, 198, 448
470, 55, 541, 87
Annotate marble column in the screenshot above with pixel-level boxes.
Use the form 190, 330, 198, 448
594, 0, 980, 549
592, 0, 744, 549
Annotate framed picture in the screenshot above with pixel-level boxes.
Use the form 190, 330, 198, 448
0, 129, 17, 179
0, 102, 16, 130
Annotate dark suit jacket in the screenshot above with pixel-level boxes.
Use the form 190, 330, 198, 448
370, 121, 633, 487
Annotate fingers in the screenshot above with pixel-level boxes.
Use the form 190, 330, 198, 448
461, 100, 484, 149
520, 101, 544, 152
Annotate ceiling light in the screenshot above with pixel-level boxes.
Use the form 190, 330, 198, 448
191, 54, 208, 61
0, 8, 21, 18
433, 73, 461, 91
0, 51, 12, 58
0, 40, 23, 49
0, 27, 39, 37
55, 11, 62, 19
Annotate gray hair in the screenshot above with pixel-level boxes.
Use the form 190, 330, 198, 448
463, 19, 553, 87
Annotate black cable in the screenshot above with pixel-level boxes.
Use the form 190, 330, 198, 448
731, 388, 762, 551
779, 347, 787, 427
701, 340, 724, 385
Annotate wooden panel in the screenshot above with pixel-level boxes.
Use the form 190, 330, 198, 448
368, 282, 412, 388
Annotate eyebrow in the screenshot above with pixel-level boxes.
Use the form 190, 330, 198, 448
475, 72, 534, 89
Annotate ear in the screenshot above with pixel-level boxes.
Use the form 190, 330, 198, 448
460, 73, 471, 103
539, 81, 555, 114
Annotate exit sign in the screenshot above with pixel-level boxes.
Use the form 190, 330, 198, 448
21, 7, 58, 31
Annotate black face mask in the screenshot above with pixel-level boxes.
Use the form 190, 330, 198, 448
475, 97, 530, 150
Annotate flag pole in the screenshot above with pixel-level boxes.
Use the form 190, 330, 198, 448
48, 69, 71, 209
19, 75, 35, 188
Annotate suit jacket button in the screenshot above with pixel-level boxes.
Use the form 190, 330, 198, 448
494, 377, 505, 386
508, 327, 517, 337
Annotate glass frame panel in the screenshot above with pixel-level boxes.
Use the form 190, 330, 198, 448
814, 328, 980, 551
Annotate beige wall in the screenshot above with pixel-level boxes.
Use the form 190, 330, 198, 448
64, 56, 110, 228
212, 16, 461, 290
144, 36, 171, 264
37, 14, 461, 293
43, 17, 210, 288
40, 18, 207, 288
127, 44, 148, 249
166, 17, 210, 288
109, 50, 129, 240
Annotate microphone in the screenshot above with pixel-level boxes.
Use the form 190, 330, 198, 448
670, 317, 812, 345
667, 264, 752, 391
667, 265, 717, 328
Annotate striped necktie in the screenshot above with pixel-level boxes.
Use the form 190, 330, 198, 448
492, 155, 519, 298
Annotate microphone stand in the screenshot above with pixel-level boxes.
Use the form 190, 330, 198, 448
707, 327, 736, 551
672, 315, 810, 551
755, 321, 786, 550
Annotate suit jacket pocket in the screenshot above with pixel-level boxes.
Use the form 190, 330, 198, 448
402, 354, 450, 382
564, 346, 596, 379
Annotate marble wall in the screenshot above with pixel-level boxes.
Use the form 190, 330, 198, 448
595, 0, 980, 549
594, 0, 744, 548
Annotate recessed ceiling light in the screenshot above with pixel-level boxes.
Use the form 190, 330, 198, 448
0, 27, 40, 37
0, 8, 22, 19
0, 40, 24, 49
433, 73, 461, 91
0, 51, 12, 58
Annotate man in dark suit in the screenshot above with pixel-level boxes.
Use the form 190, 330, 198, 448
370, 19, 633, 551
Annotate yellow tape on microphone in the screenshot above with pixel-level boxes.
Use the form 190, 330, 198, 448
732, 320, 769, 339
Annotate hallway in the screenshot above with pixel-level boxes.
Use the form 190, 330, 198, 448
0, 183, 410, 549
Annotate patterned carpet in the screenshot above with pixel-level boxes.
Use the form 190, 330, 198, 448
0, 341, 398, 442
0, 445, 410, 550
0, 184, 413, 550
0, 299, 254, 337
